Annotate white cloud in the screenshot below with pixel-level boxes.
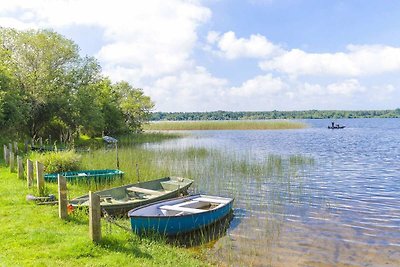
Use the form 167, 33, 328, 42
0, 0, 211, 79
229, 74, 285, 97
207, 31, 282, 59
260, 45, 400, 77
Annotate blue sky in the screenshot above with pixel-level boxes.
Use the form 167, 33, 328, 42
1, 0, 400, 111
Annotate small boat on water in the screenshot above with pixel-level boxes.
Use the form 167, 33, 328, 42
328, 125, 346, 129
44, 169, 124, 183
69, 176, 193, 216
128, 194, 234, 236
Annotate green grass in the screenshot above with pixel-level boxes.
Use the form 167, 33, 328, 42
0, 166, 207, 267
143, 120, 308, 131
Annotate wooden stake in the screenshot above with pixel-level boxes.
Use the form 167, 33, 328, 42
24, 140, 29, 153
9, 151, 15, 173
39, 137, 43, 148
3, 145, 9, 166
58, 174, 68, 220
89, 191, 101, 243
36, 161, 45, 195
17, 156, 24, 179
14, 141, 18, 155
27, 159, 33, 188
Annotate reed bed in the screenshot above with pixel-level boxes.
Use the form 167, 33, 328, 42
144, 120, 308, 131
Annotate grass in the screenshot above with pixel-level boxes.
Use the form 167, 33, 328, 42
143, 120, 308, 131
0, 166, 206, 267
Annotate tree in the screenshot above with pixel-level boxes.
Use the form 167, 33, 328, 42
113, 82, 154, 132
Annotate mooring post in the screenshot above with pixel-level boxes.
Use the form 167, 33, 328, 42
58, 174, 68, 220
17, 156, 24, 179
89, 191, 101, 243
36, 161, 45, 195
9, 151, 15, 173
26, 159, 33, 188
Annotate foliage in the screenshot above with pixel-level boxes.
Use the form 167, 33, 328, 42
29, 150, 82, 173
0, 28, 154, 140
151, 109, 400, 121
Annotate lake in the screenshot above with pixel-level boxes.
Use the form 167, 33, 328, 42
146, 118, 400, 266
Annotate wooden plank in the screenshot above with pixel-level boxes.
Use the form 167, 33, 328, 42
126, 186, 164, 196
160, 205, 204, 214
89, 191, 101, 243
4, 145, 9, 166
14, 142, 18, 155
58, 174, 68, 220
194, 197, 231, 204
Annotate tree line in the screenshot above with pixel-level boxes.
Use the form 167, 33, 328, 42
0, 28, 154, 141
151, 109, 400, 121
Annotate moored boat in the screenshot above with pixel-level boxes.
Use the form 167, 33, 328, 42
69, 176, 193, 216
328, 125, 346, 129
128, 194, 234, 235
44, 169, 124, 183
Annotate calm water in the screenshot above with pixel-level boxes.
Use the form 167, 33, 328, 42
148, 118, 400, 266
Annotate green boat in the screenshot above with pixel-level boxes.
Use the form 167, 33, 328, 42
69, 176, 193, 216
44, 169, 124, 183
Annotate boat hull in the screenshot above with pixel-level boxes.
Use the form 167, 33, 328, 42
69, 176, 193, 216
44, 169, 124, 183
128, 195, 234, 236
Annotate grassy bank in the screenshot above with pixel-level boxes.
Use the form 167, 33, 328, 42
0, 165, 206, 266
144, 120, 307, 131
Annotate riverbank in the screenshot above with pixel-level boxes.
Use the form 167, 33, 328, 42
144, 120, 307, 131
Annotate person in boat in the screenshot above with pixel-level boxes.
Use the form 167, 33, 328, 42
331, 121, 335, 128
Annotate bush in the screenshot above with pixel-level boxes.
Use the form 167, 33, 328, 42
30, 150, 82, 173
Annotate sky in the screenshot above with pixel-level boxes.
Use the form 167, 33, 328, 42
1, 0, 400, 112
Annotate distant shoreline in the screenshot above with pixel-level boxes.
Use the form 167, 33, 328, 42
151, 109, 400, 121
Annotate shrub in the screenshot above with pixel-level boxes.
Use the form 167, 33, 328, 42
30, 150, 82, 173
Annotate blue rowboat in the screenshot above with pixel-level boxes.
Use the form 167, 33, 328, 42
44, 169, 123, 183
128, 194, 234, 236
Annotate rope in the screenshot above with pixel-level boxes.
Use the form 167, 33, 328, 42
102, 208, 132, 233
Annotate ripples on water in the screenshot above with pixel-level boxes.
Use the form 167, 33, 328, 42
146, 118, 400, 266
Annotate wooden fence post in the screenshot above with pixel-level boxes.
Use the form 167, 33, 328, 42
14, 141, 18, 155
9, 143, 12, 153
58, 174, 68, 220
36, 161, 45, 195
3, 145, 9, 166
27, 159, 33, 188
89, 191, 101, 243
17, 156, 24, 179
9, 151, 15, 173
39, 137, 43, 148
24, 140, 29, 153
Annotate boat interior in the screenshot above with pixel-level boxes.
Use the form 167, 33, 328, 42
160, 196, 231, 216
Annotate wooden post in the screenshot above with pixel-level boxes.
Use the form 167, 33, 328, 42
58, 174, 68, 220
39, 137, 43, 148
24, 140, 29, 153
3, 145, 9, 165
14, 141, 18, 155
36, 161, 45, 195
89, 191, 101, 243
9, 143, 12, 153
17, 156, 24, 179
27, 159, 33, 188
9, 151, 15, 173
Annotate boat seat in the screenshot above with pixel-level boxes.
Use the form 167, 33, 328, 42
159, 205, 205, 214
126, 186, 164, 196
193, 197, 231, 204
